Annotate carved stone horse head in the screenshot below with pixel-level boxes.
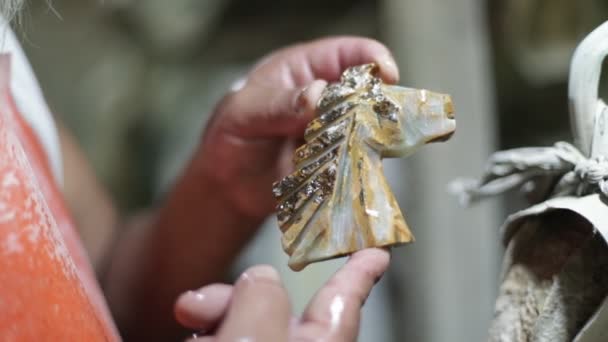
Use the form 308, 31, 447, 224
273, 63, 456, 271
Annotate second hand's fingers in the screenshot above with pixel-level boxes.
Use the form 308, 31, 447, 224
216, 265, 291, 341
174, 284, 233, 331
297, 248, 391, 341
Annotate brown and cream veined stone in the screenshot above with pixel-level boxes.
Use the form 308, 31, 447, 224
272, 63, 456, 271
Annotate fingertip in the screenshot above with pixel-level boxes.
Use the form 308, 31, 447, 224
301, 248, 392, 340
375, 54, 400, 84
303, 36, 400, 85
217, 264, 291, 340
348, 248, 391, 279
336, 36, 400, 84
351, 247, 391, 261
174, 284, 233, 330
174, 290, 203, 326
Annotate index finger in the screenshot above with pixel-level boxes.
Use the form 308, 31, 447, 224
296, 248, 391, 341
303, 36, 400, 84
216, 265, 291, 341
251, 36, 400, 87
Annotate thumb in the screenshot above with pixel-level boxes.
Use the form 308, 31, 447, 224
218, 79, 327, 139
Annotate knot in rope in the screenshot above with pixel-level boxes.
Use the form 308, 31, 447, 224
572, 156, 608, 195
573, 156, 608, 184
449, 141, 608, 205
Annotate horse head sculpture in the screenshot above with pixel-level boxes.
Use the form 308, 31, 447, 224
273, 63, 456, 271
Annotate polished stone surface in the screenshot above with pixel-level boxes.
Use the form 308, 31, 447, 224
273, 63, 456, 271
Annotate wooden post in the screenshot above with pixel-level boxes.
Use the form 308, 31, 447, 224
380, 0, 501, 340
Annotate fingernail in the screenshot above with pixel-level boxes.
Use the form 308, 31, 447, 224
241, 265, 280, 282
180, 290, 206, 302
379, 55, 399, 83
294, 86, 309, 115
179, 290, 207, 312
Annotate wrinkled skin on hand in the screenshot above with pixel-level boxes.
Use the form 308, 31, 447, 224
174, 248, 390, 341
198, 36, 400, 220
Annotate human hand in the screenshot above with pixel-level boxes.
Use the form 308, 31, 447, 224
198, 37, 399, 220
174, 248, 390, 341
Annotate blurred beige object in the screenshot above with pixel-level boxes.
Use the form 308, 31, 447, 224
272, 64, 455, 271
383, 0, 500, 340
500, 0, 605, 85
107, 0, 228, 58
451, 21, 608, 342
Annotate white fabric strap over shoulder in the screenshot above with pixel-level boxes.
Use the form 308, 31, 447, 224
0, 15, 63, 186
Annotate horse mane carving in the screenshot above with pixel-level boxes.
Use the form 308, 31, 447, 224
272, 63, 456, 271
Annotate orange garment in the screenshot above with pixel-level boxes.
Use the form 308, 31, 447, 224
0, 55, 119, 340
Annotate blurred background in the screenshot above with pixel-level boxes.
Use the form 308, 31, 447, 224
12, 0, 608, 340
